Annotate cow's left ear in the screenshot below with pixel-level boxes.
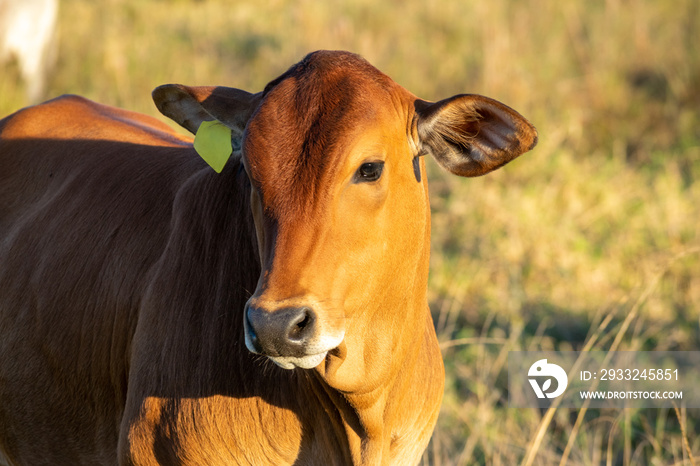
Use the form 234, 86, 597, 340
152, 84, 262, 136
415, 94, 538, 177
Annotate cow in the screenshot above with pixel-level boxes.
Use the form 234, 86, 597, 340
0, 50, 537, 465
0, 0, 58, 103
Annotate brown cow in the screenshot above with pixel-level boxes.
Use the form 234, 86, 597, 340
0, 51, 537, 465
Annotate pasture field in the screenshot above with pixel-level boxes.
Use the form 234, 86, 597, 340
1, 0, 699, 464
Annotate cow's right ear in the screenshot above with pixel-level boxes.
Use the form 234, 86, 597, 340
152, 84, 262, 136
414, 94, 537, 177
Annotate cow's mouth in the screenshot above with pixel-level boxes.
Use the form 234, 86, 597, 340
267, 352, 329, 370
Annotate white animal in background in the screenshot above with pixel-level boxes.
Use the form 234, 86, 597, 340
0, 0, 58, 103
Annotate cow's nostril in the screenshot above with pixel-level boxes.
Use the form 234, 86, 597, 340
296, 313, 310, 329
288, 307, 314, 342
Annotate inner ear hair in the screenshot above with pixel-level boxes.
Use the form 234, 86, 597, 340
415, 95, 538, 177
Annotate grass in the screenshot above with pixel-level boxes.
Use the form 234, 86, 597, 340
2, 0, 699, 464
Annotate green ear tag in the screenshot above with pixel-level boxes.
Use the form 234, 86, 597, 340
193, 120, 233, 173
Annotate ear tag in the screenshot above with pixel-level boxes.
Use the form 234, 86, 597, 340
193, 120, 233, 173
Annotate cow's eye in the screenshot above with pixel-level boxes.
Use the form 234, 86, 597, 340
354, 162, 384, 183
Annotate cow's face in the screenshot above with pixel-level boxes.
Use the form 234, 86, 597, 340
241, 54, 429, 373
153, 51, 537, 384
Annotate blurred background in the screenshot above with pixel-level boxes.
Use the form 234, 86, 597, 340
1, 0, 699, 464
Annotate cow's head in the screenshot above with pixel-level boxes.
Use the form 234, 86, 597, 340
153, 51, 537, 388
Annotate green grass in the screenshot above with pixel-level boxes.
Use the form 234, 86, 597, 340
2, 0, 699, 464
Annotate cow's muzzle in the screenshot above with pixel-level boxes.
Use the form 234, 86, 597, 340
244, 301, 341, 369
245, 304, 316, 356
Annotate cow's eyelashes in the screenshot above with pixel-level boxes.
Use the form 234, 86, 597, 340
354, 162, 384, 183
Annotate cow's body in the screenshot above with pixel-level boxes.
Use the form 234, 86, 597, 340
0, 51, 536, 465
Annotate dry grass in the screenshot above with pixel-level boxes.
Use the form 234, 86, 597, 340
1, 0, 699, 464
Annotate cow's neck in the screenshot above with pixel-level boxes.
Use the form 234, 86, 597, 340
300, 193, 443, 465
312, 299, 443, 464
